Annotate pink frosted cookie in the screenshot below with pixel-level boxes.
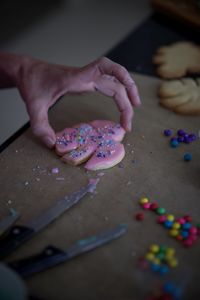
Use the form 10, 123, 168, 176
85, 139, 125, 170
55, 123, 96, 156
55, 128, 78, 156
62, 144, 96, 166
90, 120, 125, 142
55, 120, 126, 170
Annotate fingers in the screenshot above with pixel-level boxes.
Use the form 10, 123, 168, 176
29, 105, 56, 148
96, 57, 141, 107
94, 75, 133, 131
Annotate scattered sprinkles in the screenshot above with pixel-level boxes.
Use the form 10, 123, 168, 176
135, 212, 144, 221
56, 177, 65, 181
51, 167, 59, 174
118, 163, 124, 168
97, 172, 105, 177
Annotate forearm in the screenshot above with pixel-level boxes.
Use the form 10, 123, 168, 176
0, 53, 29, 88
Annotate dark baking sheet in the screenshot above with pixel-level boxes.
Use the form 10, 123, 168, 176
107, 13, 200, 77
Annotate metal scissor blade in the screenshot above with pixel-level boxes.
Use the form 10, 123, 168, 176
8, 224, 127, 278
0, 182, 94, 259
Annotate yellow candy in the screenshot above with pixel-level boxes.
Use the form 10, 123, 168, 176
152, 258, 160, 265
145, 252, 155, 261
173, 222, 181, 230
169, 229, 179, 237
167, 214, 175, 222
165, 255, 173, 262
150, 244, 160, 253
166, 247, 175, 255
168, 259, 178, 268
140, 197, 149, 204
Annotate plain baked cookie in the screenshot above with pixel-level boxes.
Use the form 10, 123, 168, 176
158, 78, 200, 115
153, 42, 200, 79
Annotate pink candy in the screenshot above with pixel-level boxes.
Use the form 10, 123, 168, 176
157, 215, 167, 224
177, 218, 186, 225
189, 226, 198, 235
142, 203, 151, 210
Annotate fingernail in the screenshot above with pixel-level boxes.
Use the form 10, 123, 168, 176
137, 95, 141, 104
44, 137, 55, 148
127, 123, 132, 131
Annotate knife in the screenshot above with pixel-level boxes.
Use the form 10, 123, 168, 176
0, 208, 20, 237
0, 181, 96, 259
7, 224, 127, 278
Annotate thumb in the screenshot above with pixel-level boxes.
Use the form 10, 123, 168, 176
29, 107, 56, 148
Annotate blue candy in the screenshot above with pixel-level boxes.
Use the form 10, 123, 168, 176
170, 139, 179, 148
182, 222, 192, 230
164, 220, 173, 229
150, 263, 160, 272
184, 153, 192, 161
159, 265, 169, 275
181, 230, 189, 239
164, 129, 172, 136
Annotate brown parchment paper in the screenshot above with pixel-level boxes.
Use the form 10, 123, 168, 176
0, 73, 200, 300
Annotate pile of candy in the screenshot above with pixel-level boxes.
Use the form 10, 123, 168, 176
139, 244, 178, 276
163, 129, 197, 146
139, 198, 200, 248
163, 128, 198, 161
134, 128, 199, 298
147, 282, 183, 300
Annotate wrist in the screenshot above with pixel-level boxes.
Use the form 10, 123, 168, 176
0, 53, 34, 88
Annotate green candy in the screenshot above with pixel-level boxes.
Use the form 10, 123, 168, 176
159, 245, 167, 253
156, 207, 166, 215
157, 252, 165, 260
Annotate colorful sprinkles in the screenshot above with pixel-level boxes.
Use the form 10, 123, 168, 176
56, 123, 122, 160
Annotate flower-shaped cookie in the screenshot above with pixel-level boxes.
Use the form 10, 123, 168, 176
55, 120, 126, 170
158, 78, 200, 115
153, 42, 200, 79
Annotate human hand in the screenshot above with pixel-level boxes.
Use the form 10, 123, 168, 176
17, 56, 141, 148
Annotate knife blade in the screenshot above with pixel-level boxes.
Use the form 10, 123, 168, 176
0, 208, 20, 236
7, 223, 127, 278
0, 181, 95, 259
